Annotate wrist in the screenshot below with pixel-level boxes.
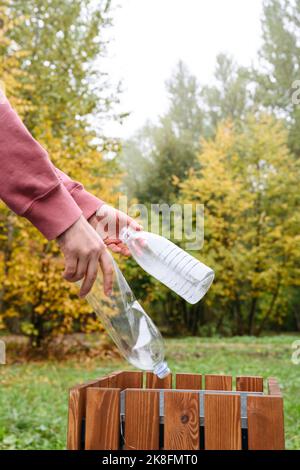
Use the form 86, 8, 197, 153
88, 209, 101, 230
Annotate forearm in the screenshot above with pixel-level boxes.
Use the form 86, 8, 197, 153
0, 98, 82, 240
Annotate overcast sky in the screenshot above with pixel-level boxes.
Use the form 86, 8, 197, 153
103, 0, 263, 138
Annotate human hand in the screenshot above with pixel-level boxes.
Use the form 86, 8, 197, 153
57, 215, 113, 298
88, 204, 143, 256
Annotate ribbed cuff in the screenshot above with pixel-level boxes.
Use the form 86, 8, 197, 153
24, 183, 82, 240
70, 187, 104, 220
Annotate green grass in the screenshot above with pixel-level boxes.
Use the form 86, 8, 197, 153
0, 334, 299, 449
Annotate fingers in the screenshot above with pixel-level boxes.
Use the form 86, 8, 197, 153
114, 244, 131, 256
63, 254, 78, 281
114, 208, 143, 234
76, 256, 89, 282
105, 239, 130, 256
128, 219, 143, 231
79, 255, 99, 298
63, 247, 114, 298
106, 243, 123, 254
131, 239, 144, 256
123, 213, 143, 232
63, 253, 89, 283
99, 249, 114, 296
58, 215, 114, 297
136, 235, 147, 247
129, 234, 147, 257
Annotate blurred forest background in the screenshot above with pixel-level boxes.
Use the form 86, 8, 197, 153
0, 0, 300, 354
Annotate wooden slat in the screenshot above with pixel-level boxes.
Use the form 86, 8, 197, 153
176, 373, 202, 390
146, 371, 172, 389
125, 389, 160, 450
108, 371, 124, 387
205, 374, 232, 391
268, 377, 282, 396
236, 376, 263, 392
85, 388, 120, 450
98, 376, 109, 387
204, 394, 241, 450
164, 391, 199, 450
67, 378, 102, 450
108, 371, 143, 389
248, 396, 285, 450
67, 388, 83, 450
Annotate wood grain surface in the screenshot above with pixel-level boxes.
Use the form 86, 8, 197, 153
146, 372, 172, 389
124, 389, 160, 450
236, 376, 263, 392
108, 371, 143, 389
204, 394, 241, 450
85, 388, 120, 450
176, 373, 202, 390
248, 395, 285, 450
205, 374, 232, 391
67, 378, 103, 450
164, 391, 200, 450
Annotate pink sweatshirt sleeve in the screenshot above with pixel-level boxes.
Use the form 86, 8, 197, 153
53, 167, 104, 221
0, 98, 83, 240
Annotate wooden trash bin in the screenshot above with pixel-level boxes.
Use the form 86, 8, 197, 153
67, 370, 285, 450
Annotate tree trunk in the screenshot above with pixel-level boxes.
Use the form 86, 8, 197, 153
256, 280, 281, 336
248, 297, 258, 335
235, 298, 244, 335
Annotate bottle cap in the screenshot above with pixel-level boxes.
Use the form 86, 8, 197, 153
154, 361, 171, 379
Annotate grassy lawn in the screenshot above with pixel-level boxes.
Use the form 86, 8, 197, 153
0, 334, 299, 450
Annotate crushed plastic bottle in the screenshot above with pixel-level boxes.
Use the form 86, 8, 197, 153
82, 254, 170, 379
120, 228, 214, 304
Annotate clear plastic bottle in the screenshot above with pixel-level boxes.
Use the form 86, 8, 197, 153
82, 255, 170, 379
121, 228, 214, 304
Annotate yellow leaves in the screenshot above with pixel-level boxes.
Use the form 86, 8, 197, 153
34, 305, 46, 315
0, 201, 110, 341
0, 6, 30, 114
3, 308, 18, 318
0, 2, 124, 345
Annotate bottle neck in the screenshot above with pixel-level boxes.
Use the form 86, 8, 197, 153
120, 226, 134, 244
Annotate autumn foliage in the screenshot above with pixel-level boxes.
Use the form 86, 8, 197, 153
1, 0, 300, 348
0, 1, 120, 347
